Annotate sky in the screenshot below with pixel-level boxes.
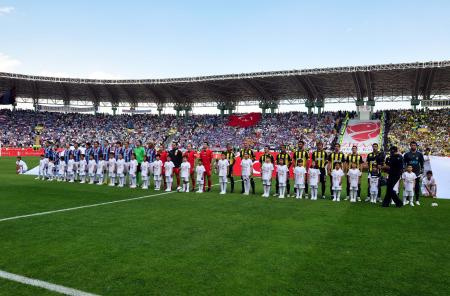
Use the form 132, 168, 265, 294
0, 0, 449, 113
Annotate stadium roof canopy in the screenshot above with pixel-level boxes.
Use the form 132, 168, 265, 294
1, 60, 450, 107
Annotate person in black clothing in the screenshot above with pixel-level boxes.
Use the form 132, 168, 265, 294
382, 146, 403, 207
311, 142, 328, 199
403, 141, 424, 205
169, 141, 183, 190
259, 146, 274, 165
222, 143, 236, 192
365, 143, 385, 201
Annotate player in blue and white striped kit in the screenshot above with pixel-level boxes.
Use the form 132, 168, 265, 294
123, 141, 133, 185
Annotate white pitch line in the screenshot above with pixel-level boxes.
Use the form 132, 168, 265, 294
0, 189, 179, 223
0, 181, 237, 223
0, 269, 100, 296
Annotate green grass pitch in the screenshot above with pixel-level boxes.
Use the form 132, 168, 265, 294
0, 156, 449, 296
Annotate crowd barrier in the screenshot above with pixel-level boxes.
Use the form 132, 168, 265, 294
0, 148, 44, 157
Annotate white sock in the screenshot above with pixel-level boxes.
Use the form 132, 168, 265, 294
299, 188, 304, 199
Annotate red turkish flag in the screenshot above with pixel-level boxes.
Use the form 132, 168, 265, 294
346, 122, 381, 142
228, 112, 262, 128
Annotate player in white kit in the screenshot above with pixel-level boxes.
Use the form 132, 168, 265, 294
47, 159, 55, 181
368, 167, 380, 203
196, 159, 206, 193
57, 156, 66, 182
261, 157, 274, 198
78, 154, 87, 183
96, 155, 106, 185
36, 155, 46, 180
347, 162, 362, 203
67, 154, 75, 183
294, 159, 307, 199
116, 154, 126, 187
217, 154, 230, 195
276, 158, 288, 198
108, 152, 116, 186
164, 155, 175, 192
331, 162, 344, 202
141, 156, 150, 189
88, 155, 96, 184
152, 154, 163, 190
402, 165, 417, 206
240, 153, 253, 196
308, 161, 321, 200
421, 170, 436, 197
129, 154, 138, 188
180, 156, 192, 192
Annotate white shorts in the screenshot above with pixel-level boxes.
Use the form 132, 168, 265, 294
310, 184, 318, 189
242, 175, 250, 181
403, 190, 414, 197
332, 186, 341, 191
109, 172, 116, 177
219, 176, 227, 183
350, 186, 358, 191
182, 176, 189, 182
296, 183, 306, 189
141, 175, 148, 180
165, 176, 173, 182
154, 175, 161, 181
262, 179, 271, 186
370, 190, 378, 195
197, 179, 204, 184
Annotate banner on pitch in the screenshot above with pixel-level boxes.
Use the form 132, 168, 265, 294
341, 120, 381, 155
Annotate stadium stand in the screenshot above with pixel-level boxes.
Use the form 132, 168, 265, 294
385, 109, 449, 156
1, 109, 449, 156
0, 109, 347, 150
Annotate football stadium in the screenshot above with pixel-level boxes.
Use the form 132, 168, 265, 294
0, 2, 449, 296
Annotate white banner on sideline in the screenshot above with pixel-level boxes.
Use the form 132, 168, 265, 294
429, 156, 450, 199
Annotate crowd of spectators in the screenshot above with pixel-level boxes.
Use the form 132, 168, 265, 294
385, 109, 449, 156
0, 109, 344, 151
1, 108, 448, 155
172, 111, 345, 150
0, 110, 174, 148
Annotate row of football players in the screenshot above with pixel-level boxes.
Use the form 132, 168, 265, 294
35, 151, 433, 203
36, 152, 207, 192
